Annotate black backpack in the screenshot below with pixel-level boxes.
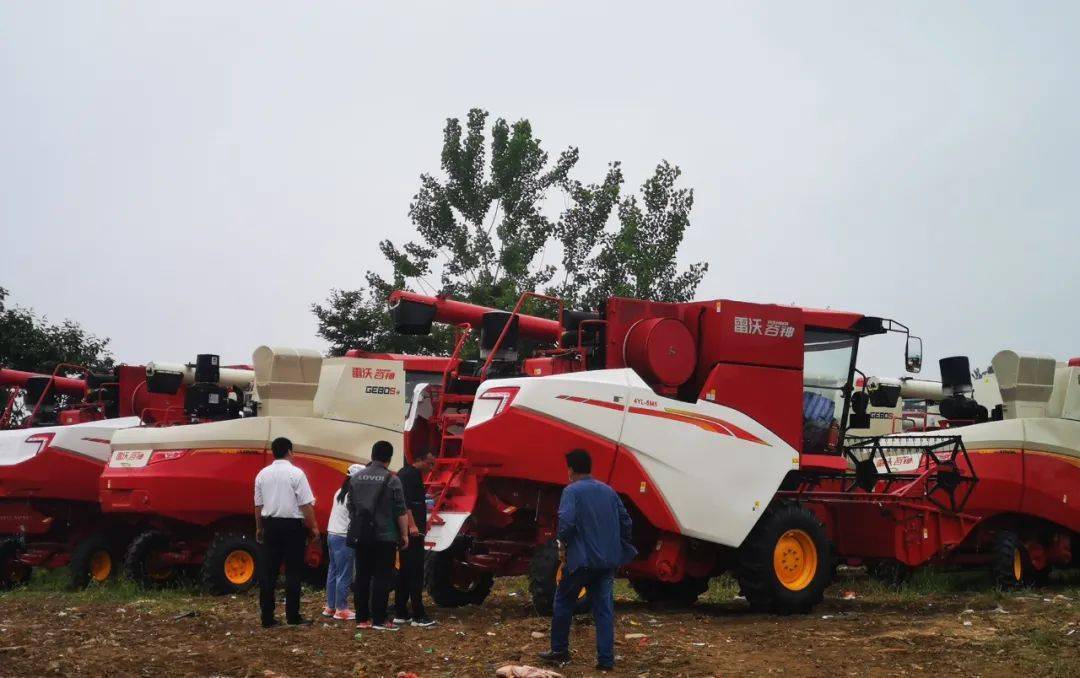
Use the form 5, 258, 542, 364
346, 472, 391, 548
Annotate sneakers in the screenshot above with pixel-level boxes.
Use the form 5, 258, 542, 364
412, 617, 437, 628
373, 621, 400, 632
321, 607, 336, 618
286, 617, 313, 627
356, 620, 373, 630
333, 609, 357, 621
392, 616, 412, 625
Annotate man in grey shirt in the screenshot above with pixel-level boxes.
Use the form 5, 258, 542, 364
347, 440, 408, 631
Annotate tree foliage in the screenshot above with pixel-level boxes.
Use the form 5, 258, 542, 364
0, 287, 115, 373
313, 109, 707, 355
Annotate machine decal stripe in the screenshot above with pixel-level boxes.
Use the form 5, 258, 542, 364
555, 394, 624, 412
182, 448, 356, 473
660, 407, 769, 445
556, 395, 769, 446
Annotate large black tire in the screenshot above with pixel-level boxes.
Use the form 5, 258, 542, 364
424, 540, 494, 607
124, 530, 179, 588
202, 533, 260, 594
0, 538, 31, 590
629, 576, 710, 606
69, 532, 120, 589
736, 503, 832, 614
867, 559, 912, 589
992, 530, 1050, 589
528, 540, 592, 616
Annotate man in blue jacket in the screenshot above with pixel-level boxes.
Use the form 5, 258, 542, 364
540, 449, 636, 672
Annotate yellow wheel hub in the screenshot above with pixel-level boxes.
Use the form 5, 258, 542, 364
774, 529, 818, 591
1013, 547, 1022, 581
224, 550, 255, 585
89, 551, 112, 582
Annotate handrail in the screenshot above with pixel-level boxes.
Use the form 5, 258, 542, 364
25, 362, 90, 428
479, 292, 564, 380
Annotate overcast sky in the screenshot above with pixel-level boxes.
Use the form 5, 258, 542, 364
2, 2, 1077, 379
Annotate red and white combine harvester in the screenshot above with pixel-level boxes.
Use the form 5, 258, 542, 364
815, 352, 1080, 586
0, 359, 249, 588
387, 290, 957, 614
99, 348, 451, 593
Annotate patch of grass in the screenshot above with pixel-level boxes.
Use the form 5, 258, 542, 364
0, 567, 212, 610
700, 573, 740, 604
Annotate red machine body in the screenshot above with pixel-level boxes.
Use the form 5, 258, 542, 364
96, 351, 452, 593
394, 290, 938, 613
0, 363, 193, 587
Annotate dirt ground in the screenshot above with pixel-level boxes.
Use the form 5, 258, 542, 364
1, 572, 1078, 677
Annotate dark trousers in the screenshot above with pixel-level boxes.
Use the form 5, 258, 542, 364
551, 567, 616, 666
354, 541, 398, 624
394, 535, 427, 619
259, 517, 305, 625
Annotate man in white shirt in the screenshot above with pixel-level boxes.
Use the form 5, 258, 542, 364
254, 437, 319, 628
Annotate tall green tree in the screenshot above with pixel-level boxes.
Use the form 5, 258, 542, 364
0, 286, 115, 373
313, 109, 707, 355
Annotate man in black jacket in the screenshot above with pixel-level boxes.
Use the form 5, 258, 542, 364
393, 449, 437, 627
347, 440, 408, 631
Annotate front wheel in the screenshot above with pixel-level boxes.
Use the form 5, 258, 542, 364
202, 533, 260, 594
736, 503, 832, 614
992, 530, 1050, 589
124, 530, 180, 588
528, 540, 590, 616
69, 532, 120, 589
424, 540, 494, 607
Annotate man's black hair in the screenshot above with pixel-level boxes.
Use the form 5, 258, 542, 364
271, 437, 292, 459
371, 440, 394, 463
565, 449, 592, 474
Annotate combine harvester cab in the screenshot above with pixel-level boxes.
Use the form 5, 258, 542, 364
392, 290, 938, 614
0, 364, 192, 588
100, 347, 448, 594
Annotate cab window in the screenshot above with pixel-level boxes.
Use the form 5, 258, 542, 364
803, 330, 856, 452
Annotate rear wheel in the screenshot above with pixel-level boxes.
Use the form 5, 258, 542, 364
736, 503, 832, 614
528, 540, 590, 616
124, 530, 179, 588
993, 530, 1050, 589
629, 576, 710, 606
202, 533, 260, 594
0, 538, 31, 590
69, 532, 119, 589
425, 540, 493, 607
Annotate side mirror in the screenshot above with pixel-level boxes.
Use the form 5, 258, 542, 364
850, 390, 869, 415
905, 336, 923, 374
